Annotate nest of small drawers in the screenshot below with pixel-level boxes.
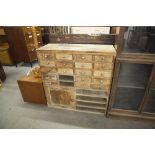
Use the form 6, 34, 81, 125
37, 44, 116, 114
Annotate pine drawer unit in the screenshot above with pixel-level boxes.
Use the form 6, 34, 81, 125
37, 43, 116, 114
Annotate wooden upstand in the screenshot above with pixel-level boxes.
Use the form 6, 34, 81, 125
17, 75, 47, 104
37, 43, 116, 114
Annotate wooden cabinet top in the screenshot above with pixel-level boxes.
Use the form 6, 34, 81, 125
37, 43, 116, 55
18, 75, 42, 83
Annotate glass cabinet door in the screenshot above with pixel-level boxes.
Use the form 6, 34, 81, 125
112, 63, 153, 111
143, 80, 155, 113
122, 26, 155, 54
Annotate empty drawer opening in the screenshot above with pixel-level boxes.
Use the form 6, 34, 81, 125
76, 101, 106, 108
76, 95, 107, 103
59, 75, 74, 82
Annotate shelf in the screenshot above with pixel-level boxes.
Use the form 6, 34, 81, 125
76, 99, 107, 105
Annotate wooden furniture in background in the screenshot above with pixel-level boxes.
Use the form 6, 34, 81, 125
0, 63, 6, 82
0, 27, 13, 65
37, 43, 116, 114
17, 75, 47, 104
5, 26, 43, 67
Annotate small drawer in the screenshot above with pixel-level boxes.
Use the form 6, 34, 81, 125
94, 62, 113, 70
39, 60, 55, 67
75, 82, 90, 89
56, 54, 72, 60
24, 33, 34, 43
91, 84, 111, 90
56, 61, 73, 68
75, 76, 91, 83
75, 62, 92, 69
43, 74, 57, 81
23, 27, 33, 33
40, 67, 57, 74
27, 44, 35, 52
75, 54, 92, 61
94, 55, 114, 62
50, 81, 59, 88
94, 70, 112, 78
58, 68, 73, 75
75, 69, 92, 76
93, 78, 111, 85
37, 53, 54, 61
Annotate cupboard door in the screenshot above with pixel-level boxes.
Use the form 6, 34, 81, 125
112, 63, 153, 111
144, 80, 155, 113
50, 88, 74, 106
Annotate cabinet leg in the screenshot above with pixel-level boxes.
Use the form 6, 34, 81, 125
30, 62, 33, 68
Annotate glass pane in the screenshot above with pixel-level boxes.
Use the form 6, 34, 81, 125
144, 80, 155, 113
113, 63, 153, 111
122, 26, 155, 54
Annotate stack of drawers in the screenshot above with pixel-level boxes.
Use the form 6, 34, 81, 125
37, 43, 116, 114
23, 26, 43, 61
5, 26, 43, 65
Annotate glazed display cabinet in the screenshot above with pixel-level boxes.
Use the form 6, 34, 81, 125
107, 26, 155, 120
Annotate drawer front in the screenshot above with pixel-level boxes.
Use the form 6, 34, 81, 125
37, 53, 55, 61
94, 70, 112, 78
58, 68, 73, 75
56, 54, 72, 60
75, 54, 92, 61
50, 81, 59, 88
94, 55, 114, 62
75, 62, 92, 69
75, 69, 92, 76
39, 60, 55, 67
43, 74, 57, 81
40, 67, 57, 74
93, 78, 111, 85
25, 33, 34, 44
27, 44, 35, 53
56, 61, 73, 68
75, 82, 90, 89
75, 76, 91, 83
23, 27, 33, 33
28, 51, 37, 61
94, 62, 113, 70
91, 84, 111, 90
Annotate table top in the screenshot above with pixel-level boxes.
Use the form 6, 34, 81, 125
37, 43, 116, 54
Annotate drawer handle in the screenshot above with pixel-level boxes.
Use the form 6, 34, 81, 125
82, 56, 85, 59
63, 63, 66, 66
102, 57, 105, 60
37, 33, 40, 36
28, 35, 32, 38
63, 71, 66, 73
44, 55, 48, 58
100, 80, 103, 83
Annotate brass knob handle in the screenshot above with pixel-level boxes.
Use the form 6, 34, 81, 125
63, 71, 66, 73
45, 55, 48, 58
102, 57, 105, 60
63, 63, 66, 66
82, 56, 85, 59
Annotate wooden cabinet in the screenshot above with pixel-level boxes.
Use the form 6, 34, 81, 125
17, 75, 47, 104
5, 26, 43, 67
37, 43, 116, 114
